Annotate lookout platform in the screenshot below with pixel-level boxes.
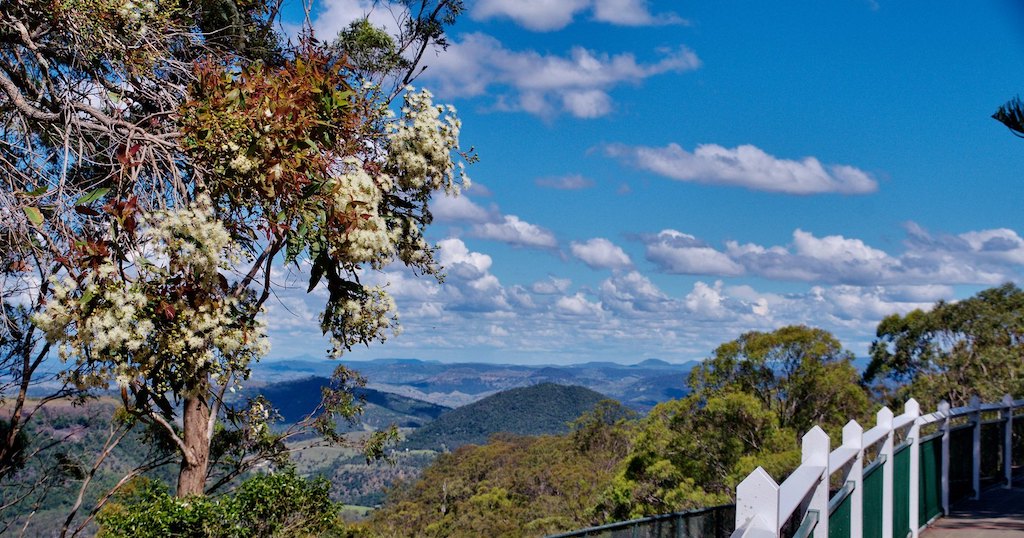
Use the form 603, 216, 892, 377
923, 477, 1024, 537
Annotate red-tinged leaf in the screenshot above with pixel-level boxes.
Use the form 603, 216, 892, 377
157, 301, 176, 320
75, 205, 101, 216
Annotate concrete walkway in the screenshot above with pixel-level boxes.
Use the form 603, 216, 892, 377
923, 478, 1024, 537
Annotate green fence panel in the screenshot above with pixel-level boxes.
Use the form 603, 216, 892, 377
828, 488, 852, 538
893, 444, 911, 538
949, 425, 973, 502
863, 458, 884, 538
918, 435, 942, 524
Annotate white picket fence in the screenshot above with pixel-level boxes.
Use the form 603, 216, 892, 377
731, 395, 1024, 538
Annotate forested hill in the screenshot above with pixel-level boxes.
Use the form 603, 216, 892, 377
401, 383, 610, 450
254, 377, 450, 428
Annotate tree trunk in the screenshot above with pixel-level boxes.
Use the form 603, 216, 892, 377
176, 392, 211, 497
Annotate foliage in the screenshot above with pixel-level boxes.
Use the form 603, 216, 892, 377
1, 0, 469, 507
367, 418, 633, 538
993, 95, 1024, 137
865, 283, 1024, 408
96, 470, 352, 537
402, 383, 609, 451
597, 326, 868, 520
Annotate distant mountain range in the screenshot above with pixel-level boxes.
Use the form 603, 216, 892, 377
253, 376, 450, 430
250, 356, 699, 411
401, 383, 609, 451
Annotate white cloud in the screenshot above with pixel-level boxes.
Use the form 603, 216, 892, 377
604, 143, 878, 194
684, 281, 730, 320
732, 227, 1015, 285
535, 174, 595, 190
591, 0, 687, 26
436, 238, 511, 312
432, 194, 491, 223
472, 0, 589, 31
471, 215, 558, 248
555, 292, 604, 317
531, 276, 573, 295
312, 0, 407, 40
645, 229, 744, 276
598, 271, 676, 316
472, 0, 685, 31
570, 237, 632, 270
561, 90, 613, 118
421, 33, 700, 118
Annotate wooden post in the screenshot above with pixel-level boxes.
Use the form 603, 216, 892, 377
878, 406, 895, 538
803, 426, 830, 538
843, 420, 864, 538
938, 401, 950, 515
971, 395, 981, 500
734, 467, 780, 538
906, 399, 921, 538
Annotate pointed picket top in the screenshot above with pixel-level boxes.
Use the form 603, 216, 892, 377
843, 420, 863, 449
970, 395, 981, 409
938, 400, 950, 417
905, 398, 921, 419
802, 426, 830, 465
1003, 394, 1014, 406
735, 466, 780, 532
876, 405, 894, 428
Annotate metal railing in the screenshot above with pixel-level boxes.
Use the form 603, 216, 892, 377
546, 504, 735, 538
732, 395, 1024, 538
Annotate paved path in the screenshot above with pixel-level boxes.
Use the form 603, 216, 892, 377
923, 477, 1024, 537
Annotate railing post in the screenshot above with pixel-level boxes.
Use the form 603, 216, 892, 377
843, 420, 864, 538
803, 427, 830, 538
1004, 394, 1014, 489
878, 406, 894, 538
733, 467, 780, 538
971, 395, 981, 500
906, 399, 921, 538
938, 401, 950, 515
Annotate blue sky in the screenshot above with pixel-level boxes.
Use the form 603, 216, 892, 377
266, 0, 1024, 364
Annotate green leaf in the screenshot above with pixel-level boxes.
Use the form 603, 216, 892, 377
23, 207, 43, 225
75, 187, 109, 206
308, 252, 327, 293
24, 185, 48, 197
79, 288, 94, 305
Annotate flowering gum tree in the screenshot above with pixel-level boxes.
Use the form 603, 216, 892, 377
1, 0, 469, 505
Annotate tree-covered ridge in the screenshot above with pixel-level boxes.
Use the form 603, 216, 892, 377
364, 401, 634, 537
401, 383, 610, 451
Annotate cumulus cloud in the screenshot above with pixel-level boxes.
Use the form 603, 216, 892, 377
472, 0, 685, 31
535, 174, 595, 190
570, 238, 632, 270
531, 276, 573, 295
471, 215, 558, 248
604, 143, 878, 194
436, 238, 511, 312
432, 194, 491, 223
472, 0, 589, 31
598, 271, 676, 316
728, 227, 1016, 285
313, 0, 406, 40
421, 33, 700, 118
645, 230, 744, 276
591, 0, 687, 26
555, 292, 604, 317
